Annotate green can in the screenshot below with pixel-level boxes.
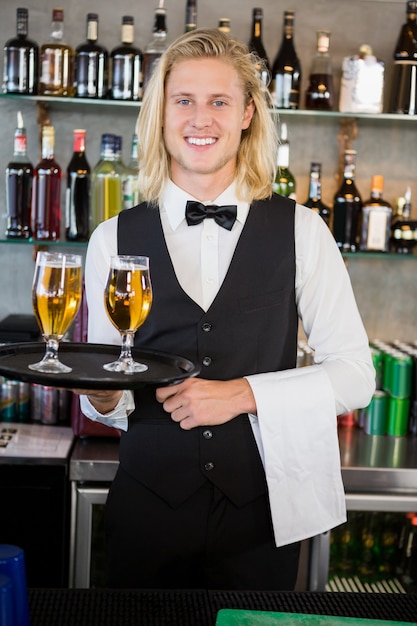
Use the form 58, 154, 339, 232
371, 347, 384, 390
382, 350, 395, 393
387, 396, 410, 437
365, 390, 388, 435
390, 353, 412, 399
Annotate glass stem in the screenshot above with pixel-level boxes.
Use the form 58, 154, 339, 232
44, 338, 60, 362
119, 333, 134, 363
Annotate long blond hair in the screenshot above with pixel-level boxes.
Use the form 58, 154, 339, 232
136, 28, 278, 206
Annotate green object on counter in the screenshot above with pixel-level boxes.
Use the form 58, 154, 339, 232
215, 609, 417, 626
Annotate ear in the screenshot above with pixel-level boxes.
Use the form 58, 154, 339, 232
241, 99, 255, 130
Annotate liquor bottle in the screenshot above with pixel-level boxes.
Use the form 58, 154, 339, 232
143, 2, 168, 94
74, 13, 108, 99
90, 134, 123, 232
270, 10, 301, 109
185, 0, 197, 32
39, 8, 74, 97
272, 122, 296, 200
65, 129, 90, 242
218, 18, 231, 35
401, 514, 417, 588
5, 111, 33, 239
248, 8, 270, 88
2, 7, 38, 95
304, 162, 331, 226
332, 150, 362, 252
389, 0, 417, 114
31, 125, 62, 241
359, 175, 392, 252
110, 16, 143, 101
390, 187, 417, 253
305, 30, 334, 111
122, 134, 141, 210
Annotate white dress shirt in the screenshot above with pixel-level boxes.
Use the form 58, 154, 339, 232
81, 180, 375, 547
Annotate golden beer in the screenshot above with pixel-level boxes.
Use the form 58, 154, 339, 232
32, 263, 82, 340
104, 267, 152, 333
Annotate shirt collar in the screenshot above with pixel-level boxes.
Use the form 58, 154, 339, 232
161, 180, 250, 231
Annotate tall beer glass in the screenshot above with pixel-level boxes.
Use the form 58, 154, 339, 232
29, 251, 83, 373
103, 255, 152, 374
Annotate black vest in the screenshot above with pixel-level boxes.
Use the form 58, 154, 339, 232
117, 194, 298, 508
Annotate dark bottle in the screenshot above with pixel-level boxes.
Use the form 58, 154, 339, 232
2, 7, 38, 95
65, 129, 90, 242
110, 16, 143, 101
389, 1, 417, 114
359, 175, 392, 252
185, 0, 197, 32
74, 13, 108, 99
333, 149, 362, 252
270, 10, 301, 109
39, 8, 74, 97
305, 30, 334, 111
5, 111, 33, 239
218, 18, 231, 35
390, 186, 417, 253
248, 8, 270, 87
31, 125, 62, 241
143, 2, 168, 95
304, 162, 331, 227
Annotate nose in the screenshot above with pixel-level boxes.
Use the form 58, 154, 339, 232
190, 104, 212, 128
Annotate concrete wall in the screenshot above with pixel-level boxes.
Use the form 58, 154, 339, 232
0, 0, 416, 341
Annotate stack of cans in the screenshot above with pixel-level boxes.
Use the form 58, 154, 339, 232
0, 377, 71, 425
362, 340, 416, 437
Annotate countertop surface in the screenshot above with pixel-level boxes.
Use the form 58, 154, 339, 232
69, 427, 417, 496
27, 588, 417, 626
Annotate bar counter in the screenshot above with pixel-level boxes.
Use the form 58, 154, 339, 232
28, 588, 417, 625
70, 427, 417, 494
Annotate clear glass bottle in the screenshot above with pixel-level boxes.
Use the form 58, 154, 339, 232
74, 13, 108, 99
272, 122, 296, 200
39, 8, 74, 97
5, 111, 33, 239
2, 7, 38, 95
110, 16, 143, 101
270, 10, 301, 109
390, 187, 417, 253
359, 175, 392, 252
185, 0, 197, 32
248, 8, 270, 88
90, 134, 123, 232
305, 30, 334, 111
332, 149, 362, 252
122, 134, 141, 210
31, 125, 62, 241
303, 162, 331, 227
389, 0, 417, 114
65, 129, 90, 242
143, 2, 168, 95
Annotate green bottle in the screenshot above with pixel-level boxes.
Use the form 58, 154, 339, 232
273, 121, 296, 200
90, 133, 123, 232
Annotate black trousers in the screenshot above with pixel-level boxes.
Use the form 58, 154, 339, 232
105, 466, 301, 590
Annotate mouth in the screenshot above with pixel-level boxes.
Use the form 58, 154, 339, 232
186, 137, 217, 146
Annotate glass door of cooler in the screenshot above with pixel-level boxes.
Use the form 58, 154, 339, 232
309, 493, 417, 593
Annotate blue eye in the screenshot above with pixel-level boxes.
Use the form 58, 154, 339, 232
178, 99, 191, 105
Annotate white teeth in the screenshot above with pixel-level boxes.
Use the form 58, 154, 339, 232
187, 137, 216, 146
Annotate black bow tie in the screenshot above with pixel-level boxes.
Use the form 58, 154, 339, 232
185, 200, 237, 231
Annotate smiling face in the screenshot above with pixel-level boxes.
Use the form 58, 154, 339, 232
163, 57, 254, 200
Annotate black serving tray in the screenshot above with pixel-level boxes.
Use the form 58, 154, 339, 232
0, 342, 200, 390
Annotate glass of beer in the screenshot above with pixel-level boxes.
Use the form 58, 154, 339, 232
103, 255, 152, 374
29, 251, 83, 374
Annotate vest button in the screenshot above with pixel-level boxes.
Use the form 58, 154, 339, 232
202, 356, 212, 367
202, 323, 212, 332
204, 461, 215, 471
202, 429, 213, 439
